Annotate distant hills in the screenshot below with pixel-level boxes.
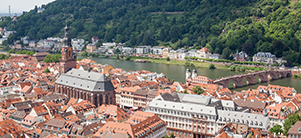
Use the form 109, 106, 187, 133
1, 0, 301, 65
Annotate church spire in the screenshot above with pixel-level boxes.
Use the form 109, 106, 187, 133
63, 24, 71, 47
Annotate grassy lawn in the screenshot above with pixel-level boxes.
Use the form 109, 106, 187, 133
143, 59, 229, 70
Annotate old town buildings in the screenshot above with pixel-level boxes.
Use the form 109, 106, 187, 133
0, 26, 298, 138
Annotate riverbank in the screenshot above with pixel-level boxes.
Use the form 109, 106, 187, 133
141, 58, 229, 70
80, 53, 271, 73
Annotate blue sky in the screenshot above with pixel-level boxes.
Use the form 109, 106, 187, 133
0, 0, 55, 13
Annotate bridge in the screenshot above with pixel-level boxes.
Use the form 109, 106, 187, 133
213, 70, 292, 88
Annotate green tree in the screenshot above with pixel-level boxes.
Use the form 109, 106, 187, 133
115, 48, 121, 54
163, 133, 175, 138
270, 124, 283, 137
209, 63, 216, 69
8, 50, 15, 53
272, 41, 289, 57
44, 68, 51, 73
222, 48, 231, 60
241, 42, 254, 56
0, 54, 8, 60
159, 28, 167, 41
229, 65, 236, 71
43, 54, 61, 63
284, 113, 301, 136
169, 26, 181, 43
193, 86, 204, 95
166, 57, 170, 61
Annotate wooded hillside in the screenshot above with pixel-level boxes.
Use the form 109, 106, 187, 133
1, 0, 301, 65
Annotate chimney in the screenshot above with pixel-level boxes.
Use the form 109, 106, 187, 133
263, 109, 267, 116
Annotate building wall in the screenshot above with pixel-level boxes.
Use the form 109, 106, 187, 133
55, 84, 116, 107
115, 93, 121, 105
147, 107, 216, 138
120, 94, 133, 109
133, 95, 147, 109
289, 134, 301, 138
87, 45, 97, 53
146, 125, 167, 138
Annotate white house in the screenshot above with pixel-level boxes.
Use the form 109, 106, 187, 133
135, 46, 151, 54
151, 46, 164, 55
196, 47, 211, 59
72, 38, 85, 50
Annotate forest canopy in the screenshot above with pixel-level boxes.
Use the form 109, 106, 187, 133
1, 0, 301, 65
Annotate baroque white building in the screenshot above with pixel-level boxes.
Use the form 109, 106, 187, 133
146, 93, 270, 138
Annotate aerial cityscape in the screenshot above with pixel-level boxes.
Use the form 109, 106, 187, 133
1, 0, 301, 138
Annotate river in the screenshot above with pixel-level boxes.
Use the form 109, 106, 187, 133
80, 56, 301, 92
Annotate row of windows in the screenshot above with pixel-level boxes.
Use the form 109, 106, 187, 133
151, 107, 215, 120
219, 118, 263, 126
160, 115, 214, 127
168, 130, 191, 137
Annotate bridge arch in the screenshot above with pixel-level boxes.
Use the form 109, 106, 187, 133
279, 72, 287, 78
268, 72, 278, 80
232, 77, 244, 88
256, 73, 268, 83
286, 71, 292, 77
245, 75, 256, 85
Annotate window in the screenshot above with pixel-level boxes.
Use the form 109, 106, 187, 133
298, 128, 301, 133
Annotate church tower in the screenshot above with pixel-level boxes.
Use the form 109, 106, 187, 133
59, 25, 76, 74
192, 68, 197, 78
186, 68, 191, 79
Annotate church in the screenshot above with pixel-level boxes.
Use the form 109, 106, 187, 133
55, 25, 116, 106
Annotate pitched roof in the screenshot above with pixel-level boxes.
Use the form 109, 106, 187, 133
44, 119, 66, 128
97, 104, 129, 122
55, 69, 114, 92
234, 99, 266, 110
288, 121, 301, 135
